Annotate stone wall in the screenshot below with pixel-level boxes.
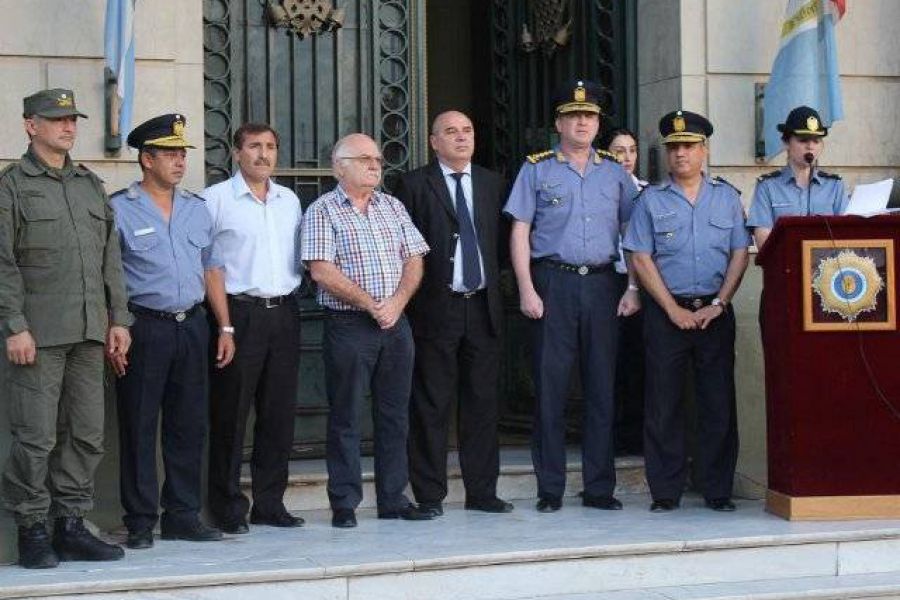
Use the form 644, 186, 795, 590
636, 0, 900, 499
0, 0, 205, 193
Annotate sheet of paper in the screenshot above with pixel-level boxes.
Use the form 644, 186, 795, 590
845, 178, 894, 216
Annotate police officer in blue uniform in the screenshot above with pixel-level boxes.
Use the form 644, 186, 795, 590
623, 110, 751, 513
109, 114, 234, 548
748, 106, 848, 250
505, 80, 640, 513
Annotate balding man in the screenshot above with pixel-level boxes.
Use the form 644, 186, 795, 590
300, 134, 433, 528
394, 111, 512, 517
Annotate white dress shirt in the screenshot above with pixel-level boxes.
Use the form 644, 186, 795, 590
202, 170, 303, 297
438, 161, 486, 292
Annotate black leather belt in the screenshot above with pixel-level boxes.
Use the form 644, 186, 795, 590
534, 259, 612, 276
672, 294, 717, 311
129, 303, 201, 323
449, 288, 485, 299
229, 293, 293, 309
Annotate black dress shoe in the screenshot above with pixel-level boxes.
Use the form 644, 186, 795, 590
52, 517, 124, 562
250, 509, 305, 527
535, 496, 562, 512
331, 509, 357, 528
581, 494, 623, 510
465, 497, 514, 513
649, 499, 679, 512
18, 522, 58, 569
219, 518, 249, 535
418, 501, 444, 517
160, 518, 224, 542
126, 529, 154, 550
705, 498, 737, 512
378, 503, 433, 521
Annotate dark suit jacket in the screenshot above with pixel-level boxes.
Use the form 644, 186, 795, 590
394, 160, 507, 338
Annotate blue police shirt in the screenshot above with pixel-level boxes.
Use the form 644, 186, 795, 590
747, 165, 848, 229
623, 176, 751, 296
111, 182, 221, 312
503, 148, 639, 266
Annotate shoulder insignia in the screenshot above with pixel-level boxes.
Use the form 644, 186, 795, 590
0, 163, 16, 181
109, 187, 129, 198
526, 150, 555, 164
712, 176, 741, 195
818, 170, 842, 180
757, 170, 781, 182
594, 148, 620, 163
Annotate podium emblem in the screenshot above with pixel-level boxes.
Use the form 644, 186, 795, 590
812, 251, 883, 321
802, 239, 896, 332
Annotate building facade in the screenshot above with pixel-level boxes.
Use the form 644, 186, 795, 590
0, 0, 898, 562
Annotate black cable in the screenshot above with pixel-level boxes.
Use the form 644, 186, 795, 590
820, 215, 900, 421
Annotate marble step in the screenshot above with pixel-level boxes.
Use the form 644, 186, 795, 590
241, 448, 648, 512
3, 495, 900, 600
513, 572, 900, 599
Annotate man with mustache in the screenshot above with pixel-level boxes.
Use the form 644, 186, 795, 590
504, 80, 640, 513
623, 110, 751, 513
0, 89, 131, 568
202, 123, 304, 533
109, 114, 229, 549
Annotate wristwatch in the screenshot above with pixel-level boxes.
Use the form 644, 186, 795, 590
627, 283, 640, 292
711, 297, 727, 309
220, 325, 235, 334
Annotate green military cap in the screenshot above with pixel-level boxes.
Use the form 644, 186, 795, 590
23, 88, 88, 119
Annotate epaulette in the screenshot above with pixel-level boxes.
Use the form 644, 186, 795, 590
109, 187, 129, 198
712, 176, 741, 195
0, 163, 15, 181
526, 150, 555, 164
757, 170, 781, 182
818, 170, 842, 180
182, 189, 206, 201
76, 163, 104, 182
595, 148, 620, 163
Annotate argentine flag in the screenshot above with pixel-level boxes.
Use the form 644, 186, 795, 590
104, 0, 136, 143
763, 0, 846, 159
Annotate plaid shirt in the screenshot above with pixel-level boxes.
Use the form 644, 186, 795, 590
300, 186, 429, 310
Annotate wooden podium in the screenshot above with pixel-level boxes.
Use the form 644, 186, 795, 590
757, 215, 900, 520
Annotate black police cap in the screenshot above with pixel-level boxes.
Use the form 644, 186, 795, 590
127, 113, 195, 150
777, 105, 827, 137
553, 79, 602, 115
658, 110, 713, 144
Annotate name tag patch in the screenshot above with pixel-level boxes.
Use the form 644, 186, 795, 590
134, 227, 155, 237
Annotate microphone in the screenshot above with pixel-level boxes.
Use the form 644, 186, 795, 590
804, 153, 815, 215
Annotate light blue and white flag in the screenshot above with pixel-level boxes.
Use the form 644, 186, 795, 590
763, 0, 846, 159
104, 0, 136, 141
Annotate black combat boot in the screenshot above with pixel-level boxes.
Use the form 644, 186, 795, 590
18, 522, 59, 569
52, 517, 125, 562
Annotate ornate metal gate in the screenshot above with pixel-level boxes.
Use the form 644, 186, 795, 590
203, 0, 427, 458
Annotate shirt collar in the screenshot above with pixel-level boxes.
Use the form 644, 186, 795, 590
335, 184, 383, 207
438, 161, 472, 178
21, 145, 74, 178
660, 172, 711, 195
231, 169, 279, 202
782, 164, 821, 185
125, 181, 191, 202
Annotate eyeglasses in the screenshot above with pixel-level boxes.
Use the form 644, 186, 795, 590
336, 155, 384, 166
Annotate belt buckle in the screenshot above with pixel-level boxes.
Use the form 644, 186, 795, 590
691, 298, 703, 310
175, 311, 187, 322
577, 265, 589, 276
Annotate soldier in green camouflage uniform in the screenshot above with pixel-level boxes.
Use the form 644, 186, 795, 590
0, 89, 132, 568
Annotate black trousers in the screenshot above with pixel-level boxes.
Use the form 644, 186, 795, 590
531, 263, 620, 499
117, 309, 209, 532
409, 292, 501, 504
323, 311, 414, 513
207, 298, 301, 524
642, 296, 739, 501
614, 274, 645, 455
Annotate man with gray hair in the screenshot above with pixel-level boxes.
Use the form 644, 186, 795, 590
300, 133, 433, 528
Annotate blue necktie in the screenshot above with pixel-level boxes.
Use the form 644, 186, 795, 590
451, 172, 481, 291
